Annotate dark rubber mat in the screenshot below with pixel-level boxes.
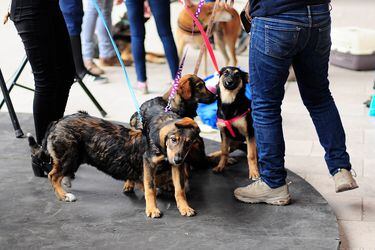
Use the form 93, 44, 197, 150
0, 113, 339, 249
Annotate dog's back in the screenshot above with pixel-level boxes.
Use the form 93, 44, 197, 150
46, 112, 145, 181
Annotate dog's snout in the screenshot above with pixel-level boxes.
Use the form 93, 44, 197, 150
174, 156, 183, 165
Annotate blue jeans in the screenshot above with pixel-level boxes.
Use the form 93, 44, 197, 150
81, 0, 115, 60
59, 0, 83, 36
249, 4, 351, 188
125, 0, 179, 82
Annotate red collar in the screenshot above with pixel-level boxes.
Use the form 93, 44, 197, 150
217, 109, 250, 137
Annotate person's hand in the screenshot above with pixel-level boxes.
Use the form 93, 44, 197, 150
114, 0, 123, 5
144, 0, 151, 18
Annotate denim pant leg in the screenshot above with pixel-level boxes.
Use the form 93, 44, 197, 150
81, 0, 98, 60
125, 0, 147, 82
249, 18, 296, 188
96, 0, 115, 59
148, 0, 179, 79
59, 0, 84, 36
293, 22, 351, 175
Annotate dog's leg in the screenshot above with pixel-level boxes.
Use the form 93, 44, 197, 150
176, 34, 186, 59
123, 179, 135, 194
48, 161, 76, 202
204, 49, 208, 76
214, 33, 230, 66
213, 130, 230, 173
143, 160, 161, 218
246, 136, 260, 180
172, 164, 196, 217
229, 42, 237, 66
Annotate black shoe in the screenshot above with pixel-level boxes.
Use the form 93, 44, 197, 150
31, 156, 52, 178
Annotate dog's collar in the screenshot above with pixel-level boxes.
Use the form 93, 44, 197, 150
177, 19, 208, 35
217, 109, 250, 138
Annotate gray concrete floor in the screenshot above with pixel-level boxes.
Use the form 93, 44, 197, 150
1, 0, 375, 248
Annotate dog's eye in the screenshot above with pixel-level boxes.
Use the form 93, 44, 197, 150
171, 137, 177, 144
223, 71, 229, 76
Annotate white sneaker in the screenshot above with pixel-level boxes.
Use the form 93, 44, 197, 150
81, 72, 108, 84
333, 168, 359, 193
234, 179, 291, 205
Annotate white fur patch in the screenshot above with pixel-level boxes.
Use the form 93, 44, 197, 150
64, 193, 76, 202
219, 80, 243, 104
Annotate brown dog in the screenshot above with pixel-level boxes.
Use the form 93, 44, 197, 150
176, 3, 241, 73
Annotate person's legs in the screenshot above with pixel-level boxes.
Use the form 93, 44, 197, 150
81, 0, 105, 75
249, 18, 298, 188
234, 16, 306, 205
81, 0, 98, 62
292, 12, 357, 192
293, 22, 351, 176
125, 0, 147, 82
53, 2, 76, 118
60, 0, 107, 83
148, 0, 179, 79
12, 2, 60, 143
97, 0, 115, 60
11, 0, 75, 177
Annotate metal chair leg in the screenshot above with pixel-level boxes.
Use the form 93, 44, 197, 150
0, 69, 24, 138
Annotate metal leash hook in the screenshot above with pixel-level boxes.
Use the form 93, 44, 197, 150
91, 0, 142, 122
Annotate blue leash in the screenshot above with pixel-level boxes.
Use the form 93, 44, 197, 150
91, 0, 142, 121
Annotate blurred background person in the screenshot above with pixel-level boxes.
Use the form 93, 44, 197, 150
125, 0, 179, 94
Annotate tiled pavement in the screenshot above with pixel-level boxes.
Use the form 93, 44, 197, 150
1, 0, 375, 249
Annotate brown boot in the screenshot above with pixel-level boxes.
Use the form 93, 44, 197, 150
84, 60, 105, 75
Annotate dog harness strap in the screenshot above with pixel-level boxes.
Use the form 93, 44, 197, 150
217, 109, 250, 137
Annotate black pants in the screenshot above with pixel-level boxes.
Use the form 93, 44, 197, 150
11, 0, 75, 144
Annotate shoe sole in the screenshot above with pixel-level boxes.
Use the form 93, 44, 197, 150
234, 194, 291, 206
336, 184, 359, 193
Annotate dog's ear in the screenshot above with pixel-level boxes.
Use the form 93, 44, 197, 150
241, 70, 249, 84
175, 117, 199, 130
219, 67, 229, 76
177, 75, 192, 100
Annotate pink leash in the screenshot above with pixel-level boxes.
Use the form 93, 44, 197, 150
180, 0, 220, 73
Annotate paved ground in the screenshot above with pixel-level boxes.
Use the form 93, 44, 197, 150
0, 113, 339, 249
1, 0, 375, 249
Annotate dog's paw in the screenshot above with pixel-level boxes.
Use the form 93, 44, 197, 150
62, 176, 72, 188
249, 170, 260, 180
123, 186, 135, 194
178, 205, 196, 217
64, 193, 77, 202
146, 207, 162, 218
212, 165, 224, 173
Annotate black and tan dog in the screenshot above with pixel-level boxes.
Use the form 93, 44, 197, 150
141, 108, 200, 218
130, 74, 216, 170
214, 67, 260, 179
27, 111, 200, 218
126, 74, 216, 194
